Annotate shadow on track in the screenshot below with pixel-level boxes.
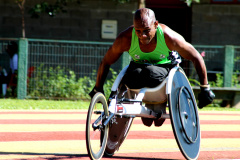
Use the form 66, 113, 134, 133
0, 152, 178, 160
0, 152, 88, 159
104, 156, 176, 160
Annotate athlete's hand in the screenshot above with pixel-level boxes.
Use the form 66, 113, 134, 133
198, 85, 215, 109
89, 86, 104, 99
168, 51, 182, 65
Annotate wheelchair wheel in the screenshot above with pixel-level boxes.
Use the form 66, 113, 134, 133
104, 86, 133, 156
86, 93, 109, 160
168, 68, 200, 160
104, 116, 133, 156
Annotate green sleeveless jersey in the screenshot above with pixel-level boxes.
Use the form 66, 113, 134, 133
128, 25, 171, 65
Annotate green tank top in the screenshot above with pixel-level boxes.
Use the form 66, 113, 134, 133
128, 25, 171, 65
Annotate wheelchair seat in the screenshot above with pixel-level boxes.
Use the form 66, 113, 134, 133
111, 64, 168, 112
129, 80, 167, 104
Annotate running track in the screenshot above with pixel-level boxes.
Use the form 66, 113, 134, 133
0, 110, 240, 160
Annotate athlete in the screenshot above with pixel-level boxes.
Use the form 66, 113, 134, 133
89, 8, 215, 110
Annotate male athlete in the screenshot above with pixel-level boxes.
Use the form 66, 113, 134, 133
89, 8, 215, 111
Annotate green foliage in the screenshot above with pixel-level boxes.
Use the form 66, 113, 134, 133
28, 0, 131, 18
104, 68, 117, 98
215, 73, 224, 87
28, 65, 117, 100
28, 0, 80, 18
184, 0, 200, 6
113, 0, 130, 4
190, 72, 240, 88
27, 0, 197, 18
188, 78, 200, 86
232, 71, 240, 88
208, 73, 224, 87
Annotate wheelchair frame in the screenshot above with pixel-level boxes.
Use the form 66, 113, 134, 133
86, 64, 200, 160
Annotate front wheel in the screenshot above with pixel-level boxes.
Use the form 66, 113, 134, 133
168, 68, 200, 160
86, 93, 109, 160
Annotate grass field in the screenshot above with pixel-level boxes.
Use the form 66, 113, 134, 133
0, 99, 89, 110
0, 99, 240, 111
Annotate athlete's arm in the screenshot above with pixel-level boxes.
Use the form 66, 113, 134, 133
161, 24, 208, 85
94, 27, 132, 91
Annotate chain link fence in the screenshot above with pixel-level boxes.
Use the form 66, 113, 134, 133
0, 38, 239, 99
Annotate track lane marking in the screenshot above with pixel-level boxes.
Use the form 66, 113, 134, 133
0, 139, 239, 155
0, 124, 240, 132
1, 113, 240, 121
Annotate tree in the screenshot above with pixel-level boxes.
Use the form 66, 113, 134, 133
15, 0, 26, 38
28, 0, 79, 18
15, 0, 79, 38
114, 0, 200, 8
184, 0, 200, 6
138, 0, 145, 8
16, 0, 199, 38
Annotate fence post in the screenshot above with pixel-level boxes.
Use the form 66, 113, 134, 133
17, 38, 28, 99
224, 45, 234, 87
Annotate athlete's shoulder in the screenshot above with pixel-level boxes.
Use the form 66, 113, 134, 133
118, 25, 134, 39
159, 24, 186, 50
159, 23, 170, 34
112, 25, 133, 51
116, 26, 133, 48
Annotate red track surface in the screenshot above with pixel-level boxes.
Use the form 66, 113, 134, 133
0, 111, 240, 160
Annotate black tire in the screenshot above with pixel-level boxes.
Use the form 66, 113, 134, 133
86, 93, 109, 160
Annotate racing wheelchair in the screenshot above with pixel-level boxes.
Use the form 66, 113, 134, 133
86, 63, 200, 160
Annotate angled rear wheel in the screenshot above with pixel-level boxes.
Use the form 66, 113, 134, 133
104, 87, 133, 156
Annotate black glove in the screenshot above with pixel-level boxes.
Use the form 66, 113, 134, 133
168, 51, 182, 65
198, 85, 215, 109
89, 86, 104, 99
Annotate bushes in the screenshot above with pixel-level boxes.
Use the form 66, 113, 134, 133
208, 72, 240, 88
28, 65, 117, 100
28, 65, 240, 100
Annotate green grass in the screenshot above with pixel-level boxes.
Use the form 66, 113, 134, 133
0, 99, 239, 111
0, 99, 90, 110
199, 106, 240, 111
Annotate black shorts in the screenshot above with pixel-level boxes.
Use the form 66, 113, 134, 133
122, 61, 174, 89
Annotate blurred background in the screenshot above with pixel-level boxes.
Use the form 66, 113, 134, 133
0, 0, 239, 107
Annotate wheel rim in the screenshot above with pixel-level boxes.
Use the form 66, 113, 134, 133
86, 93, 109, 160
178, 86, 199, 144
168, 68, 201, 160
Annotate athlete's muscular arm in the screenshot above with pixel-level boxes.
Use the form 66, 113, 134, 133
93, 27, 132, 93
161, 24, 208, 85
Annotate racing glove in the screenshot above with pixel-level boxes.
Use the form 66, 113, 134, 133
89, 86, 104, 99
168, 51, 182, 65
198, 84, 215, 109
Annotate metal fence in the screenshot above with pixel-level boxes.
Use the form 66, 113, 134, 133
26, 39, 132, 98
185, 45, 226, 82
0, 38, 239, 99
234, 46, 240, 72
28, 39, 112, 78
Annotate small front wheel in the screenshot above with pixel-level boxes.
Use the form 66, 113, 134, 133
86, 93, 109, 160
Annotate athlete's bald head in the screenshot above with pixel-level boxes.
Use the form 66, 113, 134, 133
133, 8, 158, 45
134, 8, 156, 26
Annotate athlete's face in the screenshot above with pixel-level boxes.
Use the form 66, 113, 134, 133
134, 17, 157, 45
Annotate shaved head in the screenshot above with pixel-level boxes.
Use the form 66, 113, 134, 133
134, 8, 156, 26
133, 8, 158, 45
